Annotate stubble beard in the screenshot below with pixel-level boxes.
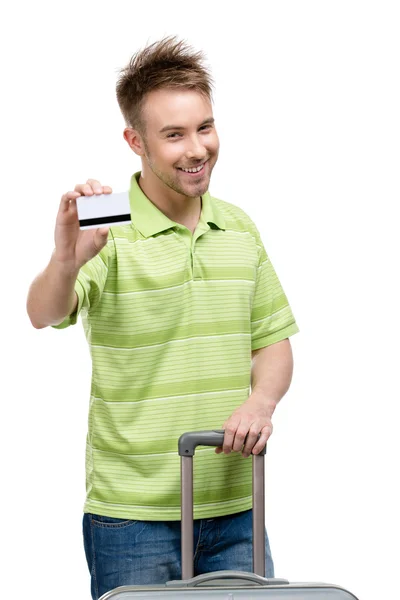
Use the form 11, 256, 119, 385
144, 144, 213, 199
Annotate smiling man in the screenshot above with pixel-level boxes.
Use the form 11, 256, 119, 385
27, 37, 299, 600
125, 87, 219, 233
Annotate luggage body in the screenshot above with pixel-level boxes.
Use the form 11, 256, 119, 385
100, 431, 359, 599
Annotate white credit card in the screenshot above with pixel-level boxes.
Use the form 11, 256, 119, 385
76, 191, 131, 230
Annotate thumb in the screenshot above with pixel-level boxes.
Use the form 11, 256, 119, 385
93, 227, 110, 252
98, 226, 110, 237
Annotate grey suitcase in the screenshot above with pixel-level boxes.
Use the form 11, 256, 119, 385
100, 431, 359, 599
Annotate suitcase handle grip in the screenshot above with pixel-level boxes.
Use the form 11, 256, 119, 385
178, 430, 266, 456
178, 430, 224, 456
167, 571, 289, 588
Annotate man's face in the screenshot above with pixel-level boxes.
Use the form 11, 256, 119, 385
139, 88, 219, 198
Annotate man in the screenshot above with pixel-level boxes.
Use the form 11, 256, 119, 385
27, 36, 299, 599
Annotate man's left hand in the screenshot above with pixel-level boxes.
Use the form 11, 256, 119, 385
215, 394, 275, 458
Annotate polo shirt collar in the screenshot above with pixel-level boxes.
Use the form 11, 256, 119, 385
129, 172, 225, 238
200, 190, 226, 232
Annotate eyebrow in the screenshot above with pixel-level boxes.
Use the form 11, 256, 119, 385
159, 117, 215, 134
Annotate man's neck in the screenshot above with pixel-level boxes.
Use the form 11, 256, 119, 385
139, 171, 201, 234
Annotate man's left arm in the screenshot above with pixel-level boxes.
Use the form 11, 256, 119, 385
216, 338, 293, 458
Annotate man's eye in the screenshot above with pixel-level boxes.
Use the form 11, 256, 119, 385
167, 133, 181, 139
199, 125, 211, 131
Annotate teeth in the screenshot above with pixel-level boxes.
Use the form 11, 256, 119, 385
180, 163, 204, 173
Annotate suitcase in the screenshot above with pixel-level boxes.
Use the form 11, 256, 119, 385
100, 430, 359, 599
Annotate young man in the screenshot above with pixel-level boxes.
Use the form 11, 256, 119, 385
27, 37, 299, 599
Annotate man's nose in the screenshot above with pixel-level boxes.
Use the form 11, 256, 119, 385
185, 135, 208, 160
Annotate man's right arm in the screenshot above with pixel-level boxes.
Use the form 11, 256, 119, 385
27, 255, 79, 329
26, 179, 112, 329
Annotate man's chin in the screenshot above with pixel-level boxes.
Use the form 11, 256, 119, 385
180, 180, 210, 198
184, 189, 208, 199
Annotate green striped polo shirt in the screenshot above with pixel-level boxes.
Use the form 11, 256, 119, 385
54, 172, 299, 521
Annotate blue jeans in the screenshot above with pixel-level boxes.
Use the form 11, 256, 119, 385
83, 509, 274, 599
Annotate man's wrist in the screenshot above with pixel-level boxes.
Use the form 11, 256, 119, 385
50, 251, 80, 279
248, 388, 278, 418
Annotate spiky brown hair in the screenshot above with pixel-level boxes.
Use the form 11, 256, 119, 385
116, 36, 214, 134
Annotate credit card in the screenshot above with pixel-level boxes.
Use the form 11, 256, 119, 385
76, 191, 131, 229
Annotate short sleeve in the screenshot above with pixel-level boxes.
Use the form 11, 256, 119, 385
52, 237, 113, 330
251, 238, 299, 351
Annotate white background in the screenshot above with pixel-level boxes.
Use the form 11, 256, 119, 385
1, 1, 399, 599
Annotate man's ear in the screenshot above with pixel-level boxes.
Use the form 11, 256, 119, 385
123, 128, 145, 156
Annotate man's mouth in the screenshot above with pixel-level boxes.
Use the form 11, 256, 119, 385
177, 160, 207, 176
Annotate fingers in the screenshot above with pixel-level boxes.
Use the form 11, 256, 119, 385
222, 416, 240, 454
251, 423, 273, 455
232, 425, 251, 453
74, 179, 113, 196
243, 423, 273, 457
59, 190, 81, 213
218, 418, 273, 458
60, 180, 112, 217
241, 425, 260, 458
222, 414, 255, 455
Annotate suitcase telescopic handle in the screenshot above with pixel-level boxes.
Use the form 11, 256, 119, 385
179, 430, 267, 580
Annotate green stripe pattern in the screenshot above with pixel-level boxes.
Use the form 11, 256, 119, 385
54, 178, 298, 520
